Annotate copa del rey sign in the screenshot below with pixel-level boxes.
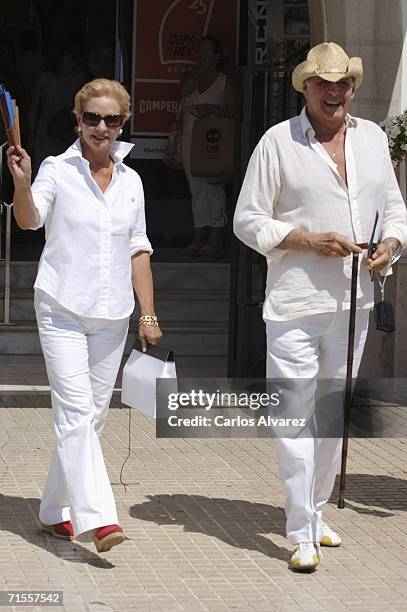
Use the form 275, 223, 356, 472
131, 0, 238, 159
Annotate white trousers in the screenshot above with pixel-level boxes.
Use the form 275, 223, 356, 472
266, 310, 370, 545
35, 290, 129, 537
184, 167, 227, 229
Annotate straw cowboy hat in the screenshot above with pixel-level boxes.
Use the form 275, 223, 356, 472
292, 42, 363, 93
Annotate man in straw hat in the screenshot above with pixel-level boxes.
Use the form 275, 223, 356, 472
234, 42, 407, 571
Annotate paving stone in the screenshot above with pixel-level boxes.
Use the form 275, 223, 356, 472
1, 355, 407, 610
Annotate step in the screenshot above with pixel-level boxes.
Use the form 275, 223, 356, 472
131, 288, 231, 323
0, 321, 229, 356
0, 261, 39, 288
0, 261, 232, 356
0, 261, 231, 290
151, 262, 230, 290
0, 288, 230, 323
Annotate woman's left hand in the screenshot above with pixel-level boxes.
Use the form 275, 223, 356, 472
138, 323, 163, 352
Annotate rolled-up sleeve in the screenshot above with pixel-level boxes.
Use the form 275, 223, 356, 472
130, 180, 153, 256
233, 135, 295, 256
381, 132, 407, 247
30, 156, 57, 229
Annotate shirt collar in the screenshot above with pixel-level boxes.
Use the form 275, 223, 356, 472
299, 106, 358, 141
62, 138, 134, 164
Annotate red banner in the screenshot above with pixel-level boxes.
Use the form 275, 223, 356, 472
131, 0, 239, 145
133, 82, 180, 134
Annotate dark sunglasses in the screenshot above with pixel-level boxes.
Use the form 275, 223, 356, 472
81, 112, 123, 128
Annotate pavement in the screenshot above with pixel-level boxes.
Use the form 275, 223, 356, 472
0, 355, 407, 612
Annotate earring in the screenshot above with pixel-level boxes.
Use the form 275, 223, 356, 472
76, 125, 82, 133
119, 128, 123, 135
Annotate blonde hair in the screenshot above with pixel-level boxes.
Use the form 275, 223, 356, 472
74, 78, 131, 121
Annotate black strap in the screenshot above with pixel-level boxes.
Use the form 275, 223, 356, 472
132, 338, 175, 362
119, 339, 175, 491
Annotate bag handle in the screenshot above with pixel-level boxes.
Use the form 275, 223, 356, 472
133, 338, 175, 362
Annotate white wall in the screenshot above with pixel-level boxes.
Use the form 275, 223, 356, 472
309, 0, 407, 378
313, 0, 405, 122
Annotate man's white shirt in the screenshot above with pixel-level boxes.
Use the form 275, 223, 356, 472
233, 107, 407, 321
30, 139, 152, 319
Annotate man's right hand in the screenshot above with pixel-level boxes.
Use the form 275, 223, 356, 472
6, 145, 32, 189
308, 232, 362, 257
279, 229, 362, 257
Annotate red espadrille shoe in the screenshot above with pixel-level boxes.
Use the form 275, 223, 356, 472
41, 520, 74, 541
92, 524, 125, 553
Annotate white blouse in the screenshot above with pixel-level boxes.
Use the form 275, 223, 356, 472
181, 72, 227, 173
30, 139, 152, 319
234, 108, 407, 321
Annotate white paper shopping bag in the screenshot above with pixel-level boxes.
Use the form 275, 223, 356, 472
121, 340, 177, 417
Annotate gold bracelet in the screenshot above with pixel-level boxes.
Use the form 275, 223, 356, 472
139, 315, 159, 327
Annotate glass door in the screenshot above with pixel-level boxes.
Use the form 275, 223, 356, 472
124, 0, 241, 262
228, 0, 310, 376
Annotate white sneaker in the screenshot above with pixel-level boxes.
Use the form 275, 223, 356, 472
289, 542, 321, 571
320, 521, 342, 547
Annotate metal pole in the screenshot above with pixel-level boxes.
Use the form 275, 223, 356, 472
0, 141, 8, 257
114, 0, 124, 83
0, 142, 14, 326
2, 203, 13, 324
338, 252, 359, 508
0, 198, 3, 259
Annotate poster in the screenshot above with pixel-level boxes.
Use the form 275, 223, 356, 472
131, 0, 239, 158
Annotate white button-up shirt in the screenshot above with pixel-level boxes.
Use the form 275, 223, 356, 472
30, 139, 152, 319
234, 107, 407, 321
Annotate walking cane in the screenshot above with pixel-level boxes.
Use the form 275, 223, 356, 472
338, 213, 378, 508
337, 251, 359, 509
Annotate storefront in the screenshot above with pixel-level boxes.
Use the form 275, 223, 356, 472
3, 1, 405, 374
1, 0, 311, 262
124, 0, 310, 256
0, 0, 311, 363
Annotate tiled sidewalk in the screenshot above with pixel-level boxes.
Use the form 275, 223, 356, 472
0, 357, 407, 611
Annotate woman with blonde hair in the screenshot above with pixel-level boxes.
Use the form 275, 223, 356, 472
7, 78, 162, 553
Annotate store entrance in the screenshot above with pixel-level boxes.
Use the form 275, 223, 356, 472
1, 0, 118, 260
121, 0, 240, 262
228, 0, 311, 376
1, 0, 239, 264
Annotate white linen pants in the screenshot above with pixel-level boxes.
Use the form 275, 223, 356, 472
266, 310, 370, 545
184, 167, 227, 229
35, 290, 129, 537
